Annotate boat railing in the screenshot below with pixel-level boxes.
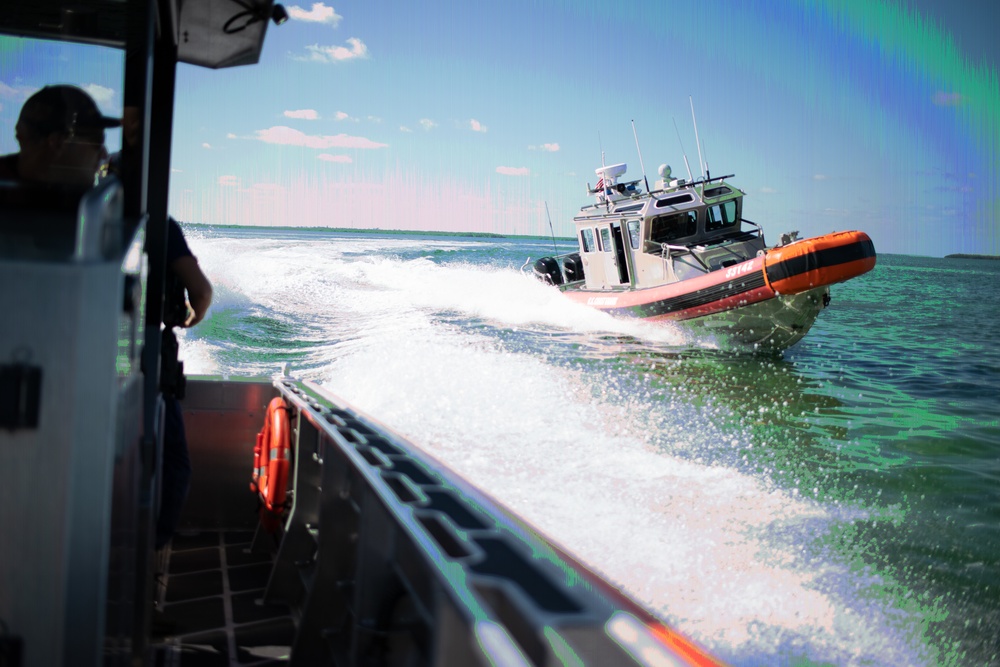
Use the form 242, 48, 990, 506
251, 375, 716, 665
741, 217, 764, 238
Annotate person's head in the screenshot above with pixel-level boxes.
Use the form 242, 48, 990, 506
14, 85, 121, 187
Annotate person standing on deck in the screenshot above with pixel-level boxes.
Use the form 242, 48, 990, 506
117, 104, 214, 549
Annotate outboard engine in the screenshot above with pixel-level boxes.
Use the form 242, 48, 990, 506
562, 253, 584, 282
532, 256, 563, 285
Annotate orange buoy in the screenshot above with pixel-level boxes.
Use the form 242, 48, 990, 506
252, 396, 292, 515
764, 230, 876, 295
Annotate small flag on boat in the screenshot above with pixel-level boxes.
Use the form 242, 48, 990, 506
596, 177, 605, 191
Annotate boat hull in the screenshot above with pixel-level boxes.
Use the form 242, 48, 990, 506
560, 230, 875, 351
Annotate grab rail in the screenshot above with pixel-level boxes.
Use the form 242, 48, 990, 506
261, 376, 719, 666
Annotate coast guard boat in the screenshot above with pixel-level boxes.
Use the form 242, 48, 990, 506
0, 1, 718, 665
528, 160, 876, 351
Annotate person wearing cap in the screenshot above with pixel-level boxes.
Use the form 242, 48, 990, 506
0, 84, 120, 186
2, 85, 212, 560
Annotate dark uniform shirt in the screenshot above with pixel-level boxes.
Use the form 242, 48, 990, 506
0, 153, 20, 180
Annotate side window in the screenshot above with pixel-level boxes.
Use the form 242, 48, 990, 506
626, 220, 640, 249
600, 227, 612, 252
706, 200, 739, 232
648, 211, 697, 246
580, 228, 595, 253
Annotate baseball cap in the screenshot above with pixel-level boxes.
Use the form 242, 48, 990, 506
18, 85, 121, 139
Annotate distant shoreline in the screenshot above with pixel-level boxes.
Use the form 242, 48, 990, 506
184, 222, 574, 242
944, 253, 1000, 260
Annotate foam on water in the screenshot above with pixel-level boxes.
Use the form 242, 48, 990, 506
183, 232, 939, 665
320, 317, 931, 666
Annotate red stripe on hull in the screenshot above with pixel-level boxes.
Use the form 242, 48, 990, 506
646, 284, 777, 322
563, 256, 770, 316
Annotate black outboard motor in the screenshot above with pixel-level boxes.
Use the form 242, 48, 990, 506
562, 253, 584, 282
532, 257, 563, 285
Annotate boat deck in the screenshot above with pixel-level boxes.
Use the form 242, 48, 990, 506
150, 530, 292, 666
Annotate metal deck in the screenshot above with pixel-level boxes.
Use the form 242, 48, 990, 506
151, 530, 292, 666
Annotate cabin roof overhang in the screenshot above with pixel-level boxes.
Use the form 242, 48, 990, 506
0, 0, 279, 69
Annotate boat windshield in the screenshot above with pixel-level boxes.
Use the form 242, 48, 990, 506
648, 211, 697, 247
706, 199, 740, 232
580, 228, 596, 252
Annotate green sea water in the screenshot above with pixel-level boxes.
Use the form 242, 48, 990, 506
183, 228, 999, 666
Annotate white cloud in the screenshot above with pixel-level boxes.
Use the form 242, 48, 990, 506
202, 143, 212, 149
254, 125, 388, 149
171, 167, 183, 173
400, 126, 412, 133
496, 166, 529, 176
469, 119, 487, 133
418, 118, 436, 131
813, 174, 828, 181
226, 133, 237, 139
759, 186, 777, 194
367, 116, 382, 123
288, 2, 342, 26
252, 182, 286, 192
218, 175, 239, 186
304, 38, 368, 63
541, 143, 559, 152
82, 83, 115, 106
334, 111, 358, 122
318, 153, 352, 163
284, 109, 319, 120
0, 82, 18, 98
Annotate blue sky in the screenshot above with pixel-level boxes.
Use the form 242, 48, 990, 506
1, 0, 997, 257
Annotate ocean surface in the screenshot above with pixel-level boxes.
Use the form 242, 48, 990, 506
179, 225, 999, 667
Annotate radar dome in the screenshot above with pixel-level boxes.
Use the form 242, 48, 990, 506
658, 164, 672, 179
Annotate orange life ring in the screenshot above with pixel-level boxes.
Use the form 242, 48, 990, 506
251, 396, 291, 514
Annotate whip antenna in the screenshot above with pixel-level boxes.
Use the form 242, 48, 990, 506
672, 117, 693, 182
544, 202, 558, 255
689, 96, 705, 180
631, 119, 650, 193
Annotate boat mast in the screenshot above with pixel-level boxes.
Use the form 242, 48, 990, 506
672, 117, 694, 183
544, 201, 558, 255
689, 96, 706, 180
631, 119, 651, 193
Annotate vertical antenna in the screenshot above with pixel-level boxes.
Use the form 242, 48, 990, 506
703, 139, 710, 181
631, 119, 650, 193
689, 96, 705, 180
598, 132, 608, 210
544, 202, 558, 255
672, 117, 693, 182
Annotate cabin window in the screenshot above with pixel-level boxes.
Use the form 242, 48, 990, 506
600, 227, 613, 252
580, 228, 596, 253
626, 220, 640, 249
654, 194, 694, 208
706, 200, 739, 232
703, 186, 732, 199
648, 211, 697, 246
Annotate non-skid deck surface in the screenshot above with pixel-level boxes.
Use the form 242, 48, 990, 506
151, 531, 293, 666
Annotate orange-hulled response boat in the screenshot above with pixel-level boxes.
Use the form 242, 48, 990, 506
527, 159, 876, 351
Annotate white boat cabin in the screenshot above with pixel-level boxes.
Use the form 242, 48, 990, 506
566, 163, 767, 291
